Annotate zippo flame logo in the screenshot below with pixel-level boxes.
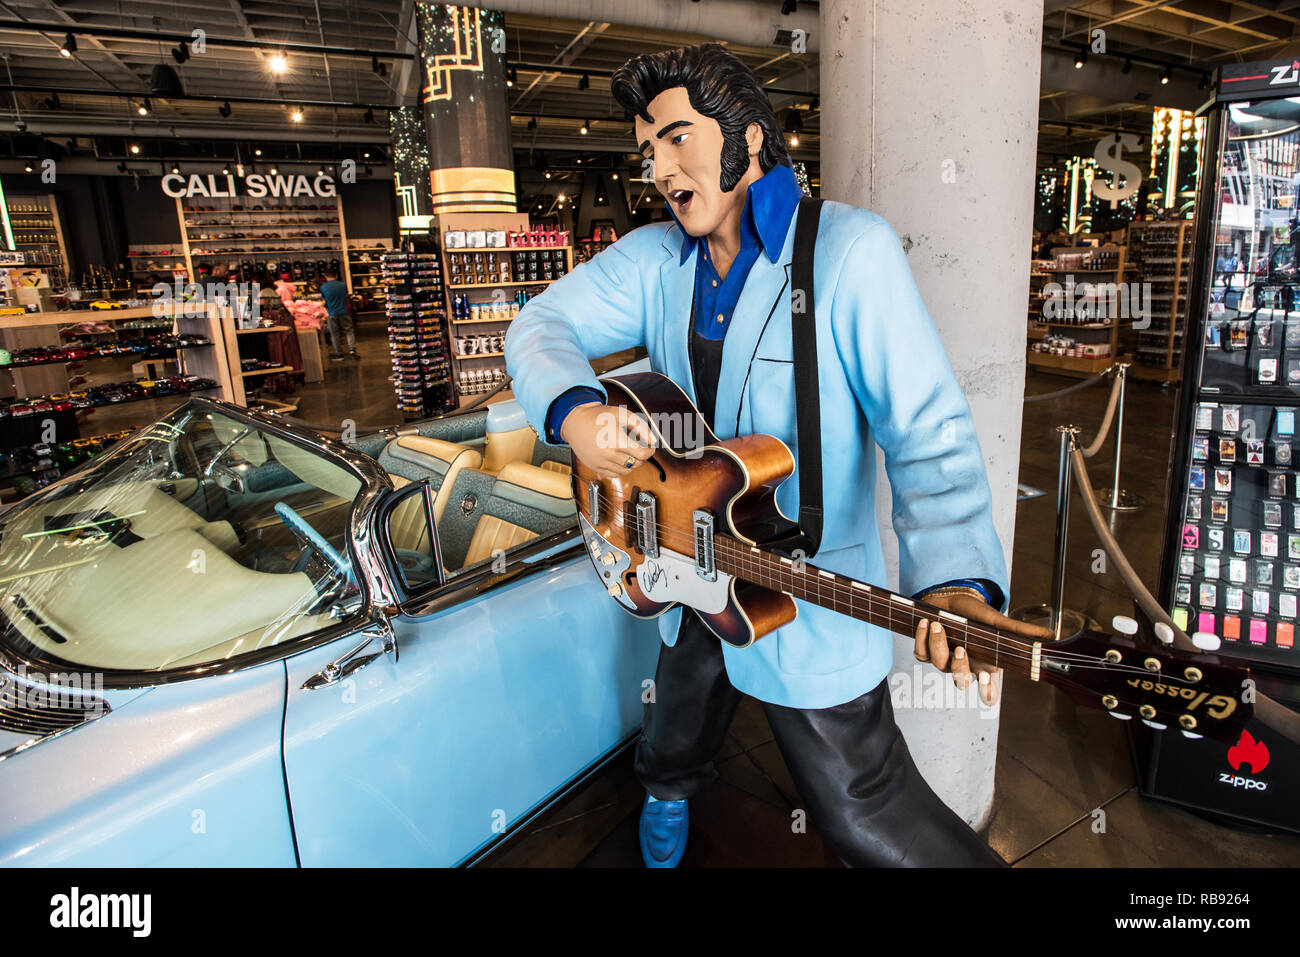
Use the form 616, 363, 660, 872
1227, 730, 1270, 775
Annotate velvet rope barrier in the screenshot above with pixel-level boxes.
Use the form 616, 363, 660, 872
1022, 364, 1115, 404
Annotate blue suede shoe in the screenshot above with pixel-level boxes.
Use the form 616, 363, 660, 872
639, 793, 689, 868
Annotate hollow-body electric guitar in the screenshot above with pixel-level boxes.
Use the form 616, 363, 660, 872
573, 371, 1253, 743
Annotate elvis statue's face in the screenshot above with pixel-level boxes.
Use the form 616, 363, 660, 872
634, 86, 763, 239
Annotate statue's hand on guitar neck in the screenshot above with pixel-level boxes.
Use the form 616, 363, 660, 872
914, 591, 1054, 706
560, 402, 658, 479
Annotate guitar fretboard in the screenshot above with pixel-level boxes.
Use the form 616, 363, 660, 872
712, 534, 1040, 680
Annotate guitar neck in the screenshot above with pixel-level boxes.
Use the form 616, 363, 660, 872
713, 533, 1042, 681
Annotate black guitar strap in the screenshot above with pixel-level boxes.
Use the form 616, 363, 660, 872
789, 196, 825, 558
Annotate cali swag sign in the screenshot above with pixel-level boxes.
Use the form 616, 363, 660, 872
161, 172, 337, 199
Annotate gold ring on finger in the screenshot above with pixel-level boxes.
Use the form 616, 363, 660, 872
624, 456, 636, 469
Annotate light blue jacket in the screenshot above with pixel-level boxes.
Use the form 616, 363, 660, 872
505, 200, 1009, 709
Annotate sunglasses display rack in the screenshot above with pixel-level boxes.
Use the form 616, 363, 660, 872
382, 251, 455, 419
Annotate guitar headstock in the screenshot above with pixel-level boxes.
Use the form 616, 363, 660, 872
1039, 617, 1254, 744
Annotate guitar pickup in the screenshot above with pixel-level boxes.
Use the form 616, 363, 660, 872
694, 510, 716, 581
637, 492, 659, 559
587, 479, 600, 525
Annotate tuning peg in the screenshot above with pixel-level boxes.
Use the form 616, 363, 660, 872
1180, 729, 1203, 740
1192, 632, 1222, 652
1141, 718, 1168, 731
1153, 622, 1174, 645
1111, 615, 1139, 635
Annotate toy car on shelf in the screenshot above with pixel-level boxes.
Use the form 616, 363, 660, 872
0, 387, 656, 866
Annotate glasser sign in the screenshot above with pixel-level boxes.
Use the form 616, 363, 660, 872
161, 172, 337, 199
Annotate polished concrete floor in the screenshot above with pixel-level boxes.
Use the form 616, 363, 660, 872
281, 323, 1300, 867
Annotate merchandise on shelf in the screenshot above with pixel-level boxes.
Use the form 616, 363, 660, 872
382, 251, 455, 418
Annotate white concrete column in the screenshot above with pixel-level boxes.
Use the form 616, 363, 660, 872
820, 0, 1044, 828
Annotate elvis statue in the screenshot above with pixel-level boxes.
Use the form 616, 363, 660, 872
505, 42, 1052, 867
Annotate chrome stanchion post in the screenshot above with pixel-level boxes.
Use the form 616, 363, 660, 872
1097, 361, 1144, 511
1050, 425, 1079, 639
1011, 424, 1094, 638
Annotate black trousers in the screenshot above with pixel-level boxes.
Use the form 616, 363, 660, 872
634, 609, 1006, 867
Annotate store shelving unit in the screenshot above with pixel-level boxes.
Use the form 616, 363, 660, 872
4, 194, 69, 291
126, 243, 190, 291
436, 211, 571, 403
1123, 220, 1195, 383
346, 237, 392, 314
0, 305, 229, 488
1026, 247, 1127, 377
176, 195, 350, 293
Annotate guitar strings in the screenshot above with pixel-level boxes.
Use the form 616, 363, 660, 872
585, 485, 1093, 669
580, 486, 1189, 681
577, 485, 1237, 721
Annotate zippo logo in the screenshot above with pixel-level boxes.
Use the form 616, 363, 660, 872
1268, 60, 1300, 87
1217, 729, 1270, 791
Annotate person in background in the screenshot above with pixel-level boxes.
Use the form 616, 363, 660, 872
319, 269, 357, 361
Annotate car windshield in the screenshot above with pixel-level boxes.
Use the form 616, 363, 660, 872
0, 402, 365, 673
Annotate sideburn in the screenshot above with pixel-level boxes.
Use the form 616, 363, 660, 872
718, 130, 751, 192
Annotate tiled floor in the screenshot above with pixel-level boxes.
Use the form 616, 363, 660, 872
282, 324, 1300, 867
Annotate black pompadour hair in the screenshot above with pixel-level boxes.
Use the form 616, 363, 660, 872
610, 42, 790, 193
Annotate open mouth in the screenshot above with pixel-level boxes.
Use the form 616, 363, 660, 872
667, 189, 694, 213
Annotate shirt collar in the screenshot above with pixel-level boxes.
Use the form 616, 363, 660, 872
670, 162, 803, 267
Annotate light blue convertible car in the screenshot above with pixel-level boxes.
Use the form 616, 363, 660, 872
0, 394, 660, 866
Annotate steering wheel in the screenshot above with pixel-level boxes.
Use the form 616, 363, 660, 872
274, 502, 351, 585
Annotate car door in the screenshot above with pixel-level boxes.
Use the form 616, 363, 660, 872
280, 484, 662, 866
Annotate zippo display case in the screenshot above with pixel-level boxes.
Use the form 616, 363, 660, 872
1141, 57, 1300, 834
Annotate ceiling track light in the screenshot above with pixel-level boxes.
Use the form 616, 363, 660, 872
268, 53, 288, 74
60, 32, 76, 57
129, 143, 140, 154
44, 92, 59, 110
1121, 57, 1133, 75
172, 41, 189, 64
290, 108, 304, 123
363, 107, 374, 123
137, 97, 151, 116
1160, 67, 1171, 84
578, 73, 590, 91
24, 163, 32, 173
1199, 73, 1210, 90
527, 116, 537, 130
781, 0, 797, 13
507, 66, 518, 87
218, 100, 232, 118
579, 119, 589, 135
1074, 50, 1087, 69
371, 54, 387, 78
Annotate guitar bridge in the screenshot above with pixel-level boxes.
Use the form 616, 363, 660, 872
693, 510, 716, 581
637, 491, 659, 559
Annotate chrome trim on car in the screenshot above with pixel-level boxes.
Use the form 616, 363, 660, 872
400, 526, 584, 620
